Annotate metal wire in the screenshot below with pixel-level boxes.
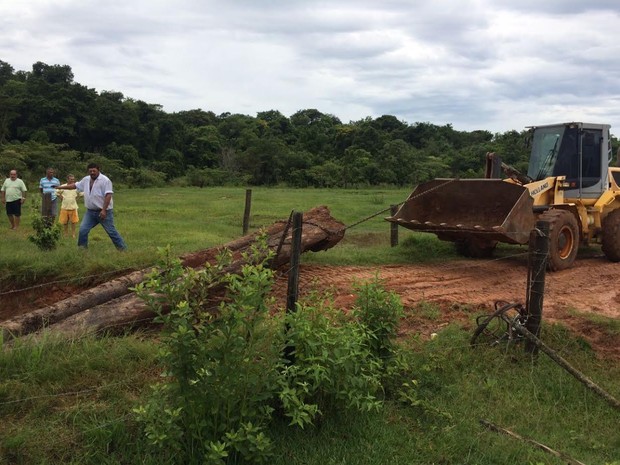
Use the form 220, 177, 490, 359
341, 179, 458, 232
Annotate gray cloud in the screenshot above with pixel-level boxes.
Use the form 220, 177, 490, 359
1, 0, 620, 133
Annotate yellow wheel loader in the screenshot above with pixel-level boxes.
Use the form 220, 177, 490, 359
386, 122, 620, 270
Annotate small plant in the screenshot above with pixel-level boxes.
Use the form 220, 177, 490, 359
28, 216, 62, 251
134, 241, 279, 464
416, 301, 441, 320
351, 274, 403, 362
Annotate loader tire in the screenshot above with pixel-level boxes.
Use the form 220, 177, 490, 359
539, 209, 579, 271
454, 239, 497, 258
602, 209, 620, 262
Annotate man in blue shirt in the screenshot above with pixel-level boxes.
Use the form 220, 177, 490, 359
39, 167, 60, 219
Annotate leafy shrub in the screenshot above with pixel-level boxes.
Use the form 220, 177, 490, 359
28, 216, 61, 251
134, 244, 279, 464
280, 297, 383, 426
134, 242, 405, 464
352, 275, 403, 362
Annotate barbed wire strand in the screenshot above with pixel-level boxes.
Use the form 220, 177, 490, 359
0, 367, 152, 406
0, 266, 140, 297
1, 178, 558, 297
0, 310, 585, 404
0, 324, 598, 407
0, 178, 601, 434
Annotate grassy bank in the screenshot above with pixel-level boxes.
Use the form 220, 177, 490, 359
1, 324, 619, 464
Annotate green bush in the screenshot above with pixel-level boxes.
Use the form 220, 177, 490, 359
133, 241, 405, 464
28, 216, 61, 251
352, 274, 403, 362
280, 297, 383, 425
133, 244, 279, 464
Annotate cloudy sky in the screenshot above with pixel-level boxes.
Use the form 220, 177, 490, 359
2, 0, 620, 133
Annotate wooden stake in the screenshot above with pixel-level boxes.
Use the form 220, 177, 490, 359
525, 220, 549, 354
512, 321, 620, 412
390, 204, 398, 247
284, 211, 303, 365
480, 419, 587, 465
242, 189, 252, 235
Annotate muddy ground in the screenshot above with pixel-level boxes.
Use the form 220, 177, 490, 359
3, 254, 619, 359
273, 255, 620, 359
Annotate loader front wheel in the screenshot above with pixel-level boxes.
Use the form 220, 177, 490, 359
602, 209, 620, 262
540, 209, 579, 271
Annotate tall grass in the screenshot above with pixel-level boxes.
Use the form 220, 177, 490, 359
0, 331, 158, 464
1, 323, 619, 464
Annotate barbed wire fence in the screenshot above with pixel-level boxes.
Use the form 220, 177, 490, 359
1, 182, 616, 441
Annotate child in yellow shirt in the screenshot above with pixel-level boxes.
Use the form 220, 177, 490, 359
56, 175, 83, 238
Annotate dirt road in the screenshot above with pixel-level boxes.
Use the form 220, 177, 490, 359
276, 255, 620, 358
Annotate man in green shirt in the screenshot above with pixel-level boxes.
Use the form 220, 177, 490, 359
1, 169, 28, 230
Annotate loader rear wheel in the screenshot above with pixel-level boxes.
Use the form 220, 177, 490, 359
539, 209, 579, 271
454, 239, 497, 258
602, 209, 620, 262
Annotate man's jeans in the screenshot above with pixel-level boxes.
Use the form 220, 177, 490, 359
78, 209, 127, 250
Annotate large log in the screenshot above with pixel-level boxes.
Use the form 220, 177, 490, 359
2, 206, 345, 338
1, 269, 148, 338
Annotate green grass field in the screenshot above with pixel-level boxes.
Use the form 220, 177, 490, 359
1, 325, 619, 464
1, 187, 619, 465
0, 186, 462, 291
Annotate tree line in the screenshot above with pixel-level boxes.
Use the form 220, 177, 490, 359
1, 60, 615, 188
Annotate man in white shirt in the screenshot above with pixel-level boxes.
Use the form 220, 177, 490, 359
57, 163, 127, 250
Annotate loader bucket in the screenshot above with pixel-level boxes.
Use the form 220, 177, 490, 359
386, 179, 535, 245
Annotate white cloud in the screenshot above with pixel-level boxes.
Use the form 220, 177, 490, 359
1, 0, 620, 133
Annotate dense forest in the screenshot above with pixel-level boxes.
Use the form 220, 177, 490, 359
1, 60, 616, 188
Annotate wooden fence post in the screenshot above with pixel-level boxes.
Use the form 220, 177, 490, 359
42, 193, 54, 218
284, 211, 303, 364
390, 204, 398, 247
525, 220, 549, 355
242, 189, 252, 235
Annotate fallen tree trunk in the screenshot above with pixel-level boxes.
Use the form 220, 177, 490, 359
2, 206, 345, 338
1, 269, 148, 339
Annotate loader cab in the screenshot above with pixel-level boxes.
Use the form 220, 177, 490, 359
526, 122, 611, 199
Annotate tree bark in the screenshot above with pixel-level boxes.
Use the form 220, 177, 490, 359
2, 206, 345, 338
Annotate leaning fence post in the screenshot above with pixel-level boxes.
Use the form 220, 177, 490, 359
525, 220, 549, 355
390, 204, 399, 247
242, 189, 252, 235
284, 211, 303, 365
511, 322, 620, 412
